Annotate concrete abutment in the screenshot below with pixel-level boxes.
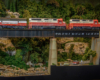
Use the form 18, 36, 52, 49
48, 38, 57, 74
91, 37, 100, 65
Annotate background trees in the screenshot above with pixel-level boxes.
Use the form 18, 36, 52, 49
0, 0, 100, 22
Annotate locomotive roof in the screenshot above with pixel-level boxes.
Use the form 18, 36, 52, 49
70, 19, 94, 21
30, 18, 58, 19
0, 18, 27, 20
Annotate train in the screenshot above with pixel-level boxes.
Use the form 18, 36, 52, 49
69, 19, 100, 30
0, 18, 100, 30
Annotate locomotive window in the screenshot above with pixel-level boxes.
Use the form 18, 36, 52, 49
82, 20, 86, 21
95, 21, 97, 24
32, 19, 41, 20
53, 19, 57, 21
72, 20, 79, 21
44, 19, 48, 20
89, 20, 93, 21
59, 21, 62, 24
51, 26, 55, 28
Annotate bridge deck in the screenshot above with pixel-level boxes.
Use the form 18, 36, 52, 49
0, 29, 99, 37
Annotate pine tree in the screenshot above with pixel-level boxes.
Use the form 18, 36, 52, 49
16, 0, 18, 12
12, 0, 15, 12
10, 1, 13, 11
8, 0, 10, 10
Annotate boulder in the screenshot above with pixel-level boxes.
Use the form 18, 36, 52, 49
26, 61, 33, 67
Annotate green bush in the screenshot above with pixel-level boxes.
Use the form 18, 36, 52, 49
89, 63, 93, 65
52, 63, 56, 65
82, 48, 96, 60
34, 65, 40, 68
71, 52, 82, 60
57, 51, 67, 62
0, 55, 30, 70
0, 49, 9, 57
15, 49, 23, 60
61, 43, 65, 50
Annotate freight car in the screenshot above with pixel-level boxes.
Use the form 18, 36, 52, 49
68, 19, 100, 30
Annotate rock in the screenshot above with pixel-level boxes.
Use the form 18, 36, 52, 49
0, 64, 3, 66
26, 61, 33, 67
35, 68, 41, 71
57, 37, 74, 44
6, 11, 20, 18
38, 63, 43, 67
58, 42, 88, 54
28, 68, 34, 71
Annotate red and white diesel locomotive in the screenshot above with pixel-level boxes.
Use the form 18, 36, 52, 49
29, 18, 66, 29
0, 18, 27, 29
0, 18, 100, 30
0, 18, 66, 29
68, 19, 100, 30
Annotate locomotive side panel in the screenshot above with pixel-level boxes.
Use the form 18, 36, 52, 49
29, 18, 66, 29
68, 19, 100, 30
0, 18, 27, 29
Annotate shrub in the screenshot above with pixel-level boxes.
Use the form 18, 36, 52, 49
89, 63, 93, 65
71, 52, 82, 60
82, 49, 96, 60
52, 63, 56, 65
15, 49, 23, 60
0, 49, 9, 57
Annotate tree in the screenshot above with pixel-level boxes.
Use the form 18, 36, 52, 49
47, 0, 60, 7
41, 44, 49, 62
0, 3, 2, 10
11, 14, 15, 18
75, 5, 86, 16
12, 0, 16, 12
67, 44, 74, 59
30, 52, 39, 63
15, 0, 18, 12
10, 1, 13, 11
18, 42, 33, 62
82, 48, 96, 60
0, 43, 5, 49
15, 49, 23, 60
0, 49, 9, 57
85, 3, 94, 11
6, 46, 16, 56
71, 15, 82, 19
23, 10, 31, 18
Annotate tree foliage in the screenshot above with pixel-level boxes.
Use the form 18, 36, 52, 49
1, 0, 100, 22
15, 49, 23, 60
30, 52, 39, 63
67, 44, 74, 59
82, 48, 96, 60
23, 10, 31, 18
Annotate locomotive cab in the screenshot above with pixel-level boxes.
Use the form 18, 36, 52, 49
94, 19, 98, 24
58, 18, 63, 24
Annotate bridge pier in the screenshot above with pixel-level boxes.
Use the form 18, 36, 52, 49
91, 37, 100, 65
48, 38, 57, 74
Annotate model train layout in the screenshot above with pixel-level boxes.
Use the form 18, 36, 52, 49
0, 18, 100, 30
